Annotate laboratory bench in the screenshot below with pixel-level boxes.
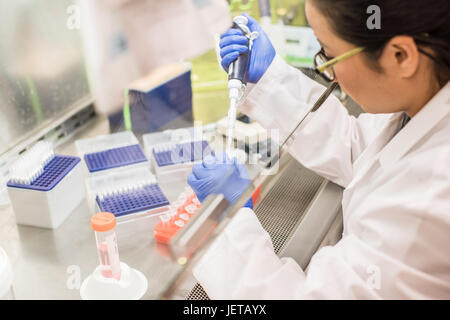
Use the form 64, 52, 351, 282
0, 81, 363, 300
0, 116, 181, 299
0, 115, 343, 300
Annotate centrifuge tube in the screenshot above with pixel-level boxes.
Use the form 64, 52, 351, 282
179, 213, 190, 221
178, 192, 188, 204
185, 204, 197, 216
174, 219, 185, 229
192, 197, 201, 208
91, 212, 121, 280
168, 203, 179, 220
159, 213, 171, 227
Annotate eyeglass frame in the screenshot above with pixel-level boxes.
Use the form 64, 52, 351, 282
314, 46, 364, 81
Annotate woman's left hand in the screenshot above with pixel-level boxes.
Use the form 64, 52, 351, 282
187, 151, 251, 205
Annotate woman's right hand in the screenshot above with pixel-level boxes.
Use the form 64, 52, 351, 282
219, 13, 276, 83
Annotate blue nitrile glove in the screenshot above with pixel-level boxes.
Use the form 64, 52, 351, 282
219, 13, 276, 83
187, 152, 253, 208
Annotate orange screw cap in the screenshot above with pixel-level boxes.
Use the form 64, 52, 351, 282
91, 212, 116, 232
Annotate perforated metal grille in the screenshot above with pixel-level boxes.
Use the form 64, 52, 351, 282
186, 283, 210, 300
185, 158, 324, 300
254, 162, 324, 253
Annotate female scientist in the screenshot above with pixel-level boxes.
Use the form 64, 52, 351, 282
187, 0, 450, 299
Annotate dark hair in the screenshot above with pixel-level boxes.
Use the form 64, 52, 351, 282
310, 0, 450, 86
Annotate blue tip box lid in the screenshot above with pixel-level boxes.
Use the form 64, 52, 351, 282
84, 144, 147, 173
7, 155, 81, 191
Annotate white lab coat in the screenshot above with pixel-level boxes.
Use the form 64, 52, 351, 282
193, 55, 450, 299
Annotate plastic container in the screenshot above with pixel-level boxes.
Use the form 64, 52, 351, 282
91, 212, 121, 280
80, 212, 148, 300
75, 131, 149, 177
127, 62, 193, 134
0, 175, 10, 208
217, 116, 268, 157
148, 140, 214, 183
0, 248, 14, 300
86, 168, 170, 222
154, 188, 201, 244
7, 154, 85, 229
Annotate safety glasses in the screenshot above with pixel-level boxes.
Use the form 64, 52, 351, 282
314, 47, 364, 81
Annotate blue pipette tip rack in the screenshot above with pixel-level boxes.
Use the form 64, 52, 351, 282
153, 140, 213, 167
84, 144, 147, 173
96, 184, 169, 217
7, 155, 81, 191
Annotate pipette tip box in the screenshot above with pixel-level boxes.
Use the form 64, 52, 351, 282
84, 144, 147, 173
152, 140, 211, 167
95, 183, 169, 219
217, 117, 271, 157
150, 140, 214, 182
76, 131, 149, 176
87, 167, 170, 222
7, 154, 85, 229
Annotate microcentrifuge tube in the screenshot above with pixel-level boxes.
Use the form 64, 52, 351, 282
174, 219, 185, 228
179, 213, 190, 221
91, 212, 121, 280
168, 204, 178, 220
159, 214, 171, 227
178, 192, 188, 204
193, 197, 201, 207
185, 204, 197, 216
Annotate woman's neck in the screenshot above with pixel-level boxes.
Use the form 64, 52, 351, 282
405, 80, 443, 118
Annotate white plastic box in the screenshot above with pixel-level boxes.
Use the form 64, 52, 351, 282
86, 167, 170, 223
0, 248, 14, 300
7, 156, 85, 229
143, 130, 214, 184
217, 117, 272, 162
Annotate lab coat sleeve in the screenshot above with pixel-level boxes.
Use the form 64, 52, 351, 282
192, 208, 309, 299
192, 208, 380, 299
239, 55, 392, 187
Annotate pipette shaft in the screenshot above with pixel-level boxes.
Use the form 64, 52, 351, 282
226, 84, 240, 152
226, 16, 254, 153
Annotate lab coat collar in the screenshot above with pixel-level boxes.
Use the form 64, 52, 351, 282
379, 82, 450, 168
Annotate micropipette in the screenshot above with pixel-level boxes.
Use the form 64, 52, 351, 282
226, 16, 259, 153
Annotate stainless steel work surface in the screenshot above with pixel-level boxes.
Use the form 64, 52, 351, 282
0, 115, 275, 299
0, 79, 359, 300
0, 116, 188, 299
1, 194, 182, 299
